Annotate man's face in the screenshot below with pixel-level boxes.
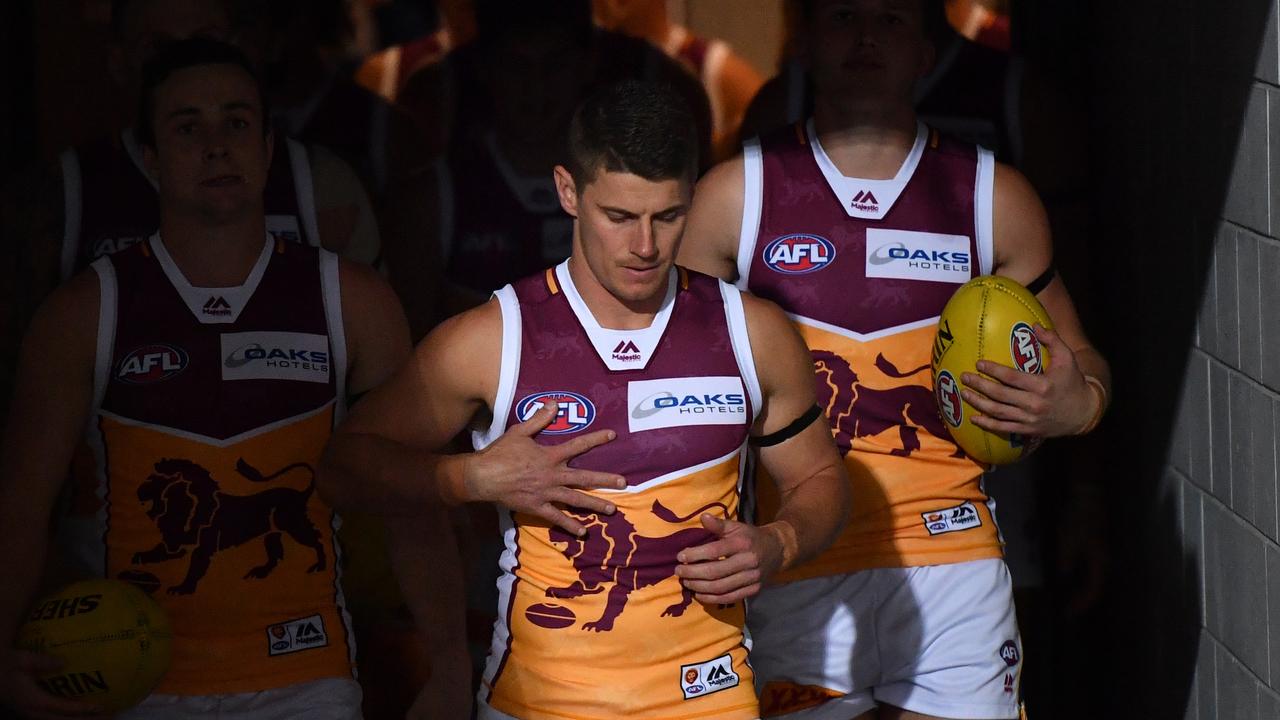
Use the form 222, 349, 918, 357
803, 0, 934, 107
556, 166, 691, 306
144, 63, 272, 226
115, 0, 231, 84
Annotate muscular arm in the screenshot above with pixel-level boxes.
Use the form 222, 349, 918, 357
965, 164, 1111, 436
676, 294, 849, 602
318, 299, 623, 524
0, 272, 108, 716
678, 154, 745, 282
336, 261, 471, 716
744, 294, 849, 572
711, 52, 765, 163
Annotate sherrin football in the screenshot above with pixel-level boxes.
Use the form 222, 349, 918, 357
16, 579, 172, 711
931, 275, 1053, 465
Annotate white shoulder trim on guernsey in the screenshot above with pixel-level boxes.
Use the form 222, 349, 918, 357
150, 232, 273, 325
736, 137, 764, 288
320, 250, 349, 422
808, 118, 928, 221
90, 258, 118, 411
555, 261, 677, 372
975, 147, 996, 276
481, 510, 520, 704
287, 138, 322, 247
719, 281, 763, 420
60, 148, 83, 282
473, 284, 522, 451
80, 257, 119, 577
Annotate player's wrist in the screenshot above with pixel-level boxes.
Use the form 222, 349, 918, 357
436, 454, 472, 506
761, 520, 799, 574
1073, 375, 1108, 435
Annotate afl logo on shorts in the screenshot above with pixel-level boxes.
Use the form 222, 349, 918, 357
516, 391, 596, 435
116, 344, 188, 384
763, 234, 836, 274
935, 370, 963, 428
1009, 322, 1043, 374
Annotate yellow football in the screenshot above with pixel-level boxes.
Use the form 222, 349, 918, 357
16, 579, 172, 711
931, 275, 1053, 465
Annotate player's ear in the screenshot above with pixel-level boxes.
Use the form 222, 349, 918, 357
553, 165, 580, 218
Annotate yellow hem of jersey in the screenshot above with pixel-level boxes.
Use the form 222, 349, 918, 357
488, 696, 760, 720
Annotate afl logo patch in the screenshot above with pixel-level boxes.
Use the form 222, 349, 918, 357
1009, 322, 1043, 374
516, 391, 597, 435
116, 344, 188, 384
935, 370, 963, 428
763, 234, 836, 274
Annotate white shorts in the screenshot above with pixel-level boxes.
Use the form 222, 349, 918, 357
118, 677, 363, 720
749, 559, 1022, 720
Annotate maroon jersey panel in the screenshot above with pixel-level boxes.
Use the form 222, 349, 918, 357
746, 124, 981, 336
504, 269, 751, 487
102, 240, 335, 440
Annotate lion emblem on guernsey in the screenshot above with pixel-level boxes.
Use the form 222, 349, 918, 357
542, 500, 730, 632
130, 458, 327, 595
812, 350, 962, 458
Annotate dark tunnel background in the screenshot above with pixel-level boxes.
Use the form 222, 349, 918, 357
3, 1, 1280, 717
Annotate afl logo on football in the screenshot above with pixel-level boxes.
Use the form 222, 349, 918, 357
935, 370, 963, 428
516, 391, 597, 435
116, 344, 188, 384
763, 234, 836, 274
1009, 322, 1043, 374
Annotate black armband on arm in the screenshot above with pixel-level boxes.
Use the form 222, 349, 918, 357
1025, 264, 1056, 295
750, 405, 824, 448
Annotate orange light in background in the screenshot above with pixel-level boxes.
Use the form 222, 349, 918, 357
946, 0, 1012, 53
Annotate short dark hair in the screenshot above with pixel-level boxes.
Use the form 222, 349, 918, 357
136, 37, 269, 148
798, 0, 951, 45
566, 80, 699, 190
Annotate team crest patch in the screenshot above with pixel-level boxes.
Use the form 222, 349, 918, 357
921, 501, 982, 536
680, 654, 740, 700
266, 615, 328, 656
515, 391, 596, 435
763, 234, 836, 274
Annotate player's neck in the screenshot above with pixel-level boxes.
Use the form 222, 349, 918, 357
812, 99, 918, 180
566, 256, 665, 330
158, 212, 269, 287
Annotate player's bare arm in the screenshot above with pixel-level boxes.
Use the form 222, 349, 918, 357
676, 293, 850, 605
317, 300, 626, 535
962, 163, 1112, 438
678, 153, 746, 281
0, 273, 112, 719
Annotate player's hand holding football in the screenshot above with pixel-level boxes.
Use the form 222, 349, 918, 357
457, 401, 627, 536
0, 649, 109, 719
959, 324, 1100, 438
674, 514, 787, 604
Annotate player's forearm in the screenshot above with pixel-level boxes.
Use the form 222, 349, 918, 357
766, 464, 851, 573
317, 432, 467, 515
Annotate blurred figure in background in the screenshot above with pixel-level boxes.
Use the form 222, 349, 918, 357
593, 0, 764, 162
354, 0, 477, 102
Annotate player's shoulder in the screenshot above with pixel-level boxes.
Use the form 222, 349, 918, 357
25, 264, 101, 360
